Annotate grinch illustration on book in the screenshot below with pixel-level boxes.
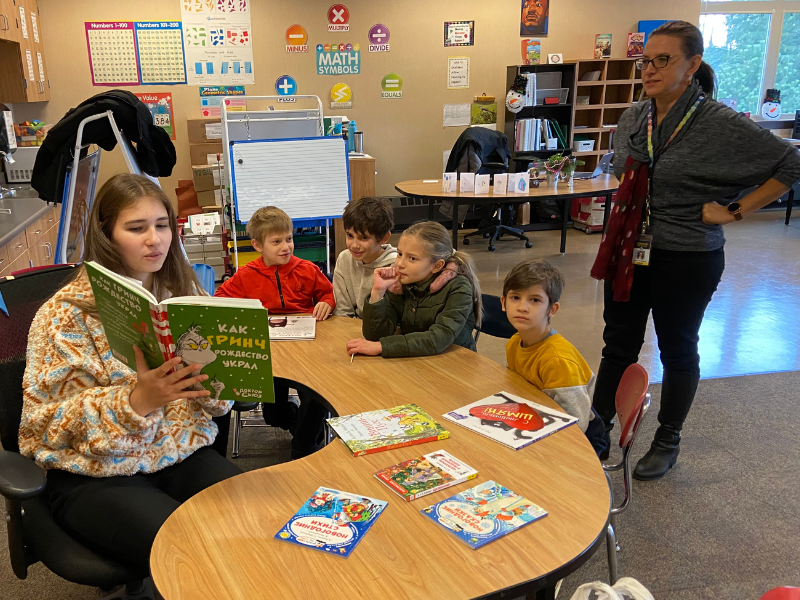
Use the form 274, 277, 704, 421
174, 325, 225, 401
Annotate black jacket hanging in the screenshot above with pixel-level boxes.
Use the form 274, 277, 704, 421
31, 90, 177, 203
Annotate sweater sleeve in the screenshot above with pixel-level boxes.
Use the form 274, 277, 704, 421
613, 105, 638, 179
19, 309, 160, 464
214, 267, 247, 298
332, 257, 356, 317
361, 291, 401, 341
312, 264, 336, 309
380, 281, 473, 358
538, 357, 593, 432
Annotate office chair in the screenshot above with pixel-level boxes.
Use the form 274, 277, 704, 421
474, 294, 517, 343
604, 364, 651, 585
0, 265, 152, 599
442, 128, 532, 251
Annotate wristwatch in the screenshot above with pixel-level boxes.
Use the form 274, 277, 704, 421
727, 202, 743, 221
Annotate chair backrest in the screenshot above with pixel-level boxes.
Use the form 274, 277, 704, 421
615, 363, 650, 449
0, 264, 78, 452
762, 588, 800, 600
475, 294, 518, 341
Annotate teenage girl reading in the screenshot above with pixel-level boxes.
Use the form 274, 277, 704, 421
18, 173, 241, 578
347, 220, 482, 358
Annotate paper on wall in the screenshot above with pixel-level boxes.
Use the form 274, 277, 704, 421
181, 1, 254, 86
447, 56, 469, 89
443, 103, 470, 127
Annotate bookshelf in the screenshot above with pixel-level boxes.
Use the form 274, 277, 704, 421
504, 63, 577, 172
571, 58, 643, 172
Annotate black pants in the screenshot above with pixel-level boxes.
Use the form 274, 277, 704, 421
46, 447, 242, 578
592, 248, 725, 434
264, 378, 329, 456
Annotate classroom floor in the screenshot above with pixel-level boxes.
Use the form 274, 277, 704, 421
2, 210, 799, 599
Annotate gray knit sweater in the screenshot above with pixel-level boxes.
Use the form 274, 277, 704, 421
613, 95, 800, 251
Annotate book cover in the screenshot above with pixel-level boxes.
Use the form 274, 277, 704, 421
441, 391, 577, 450
275, 487, 388, 558
595, 34, 612, 59
520, 38, 540, 65
268, 315, 316, 340
375, 450, 478, 501
420, 480, 547, 549
85, 261, 275, 403
327, 404, 450, 456
627, 32, 644, 58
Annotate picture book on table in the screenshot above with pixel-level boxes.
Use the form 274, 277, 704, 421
327, 404, 450, 456
595, 33, 612, 59
627, 32, 644, 58
441, 391, 577, 450
268, 315, 316, 340
420, 480, 547, 549
85, 261, 275, 403
374, 450, 478, 501
274, 487, 388, 558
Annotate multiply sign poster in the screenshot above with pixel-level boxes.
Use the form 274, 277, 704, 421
181, 0, 254, 85
316, 43, 361, 75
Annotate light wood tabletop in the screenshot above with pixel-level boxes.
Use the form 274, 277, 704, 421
395, 175, 619, 254
150, 318, 610, 600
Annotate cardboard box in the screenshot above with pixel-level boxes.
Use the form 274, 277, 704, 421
192, 164, 225, 192
190, 142, 223, 166
187, 118, 222, 144
202, 206, 224, 214
197, 189, 222, 207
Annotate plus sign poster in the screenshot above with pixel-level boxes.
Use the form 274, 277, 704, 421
181, 0, 254, 86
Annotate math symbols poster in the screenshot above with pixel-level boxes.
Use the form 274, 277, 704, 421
181, 0, 255, 86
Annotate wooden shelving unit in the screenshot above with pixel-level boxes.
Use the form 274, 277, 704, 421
570, 58, 642, 171
504, 63, 577, 172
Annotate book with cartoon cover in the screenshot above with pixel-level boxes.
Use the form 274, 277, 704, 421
441, 391, 577, 450
627, 32, 644, 58
268, 315, 316, 340
420, 480, 547, 549
274, 487, 388, 558
374, 450, 478, 501
85, 261, 275, 403
327, 404, 450, 457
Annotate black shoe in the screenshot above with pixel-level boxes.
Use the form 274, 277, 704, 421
634, 426, 681, 480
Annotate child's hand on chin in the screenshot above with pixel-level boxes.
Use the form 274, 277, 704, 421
373, 267, 399, 292
346, 338, 382, 356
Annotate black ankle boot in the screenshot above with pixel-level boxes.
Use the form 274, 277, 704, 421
633, 427, 680, 480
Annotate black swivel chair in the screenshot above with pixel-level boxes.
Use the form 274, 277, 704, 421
0, 265, 152, 599
443, 128, 532, 251
474, 294, 518, 343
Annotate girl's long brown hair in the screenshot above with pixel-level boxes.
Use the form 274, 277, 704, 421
83, 173, 200, 301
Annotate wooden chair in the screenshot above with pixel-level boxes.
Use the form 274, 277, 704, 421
604, 363, 651, 585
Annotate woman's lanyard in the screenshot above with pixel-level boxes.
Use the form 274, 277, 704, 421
632, 93, 705, 267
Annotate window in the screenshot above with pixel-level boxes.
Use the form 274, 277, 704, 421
700, 0, 800, 118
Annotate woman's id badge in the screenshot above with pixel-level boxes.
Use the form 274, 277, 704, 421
632, 234, 652, 266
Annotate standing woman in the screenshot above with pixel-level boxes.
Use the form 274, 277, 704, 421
591, 21, 800, 480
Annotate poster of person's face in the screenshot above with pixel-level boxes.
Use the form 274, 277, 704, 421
520, 0, 549, 36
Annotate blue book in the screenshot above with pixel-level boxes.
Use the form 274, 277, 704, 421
275, 487, 388, 558
420, 480, 547, 549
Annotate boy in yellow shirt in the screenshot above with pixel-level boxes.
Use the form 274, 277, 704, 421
501, 259, 607, 456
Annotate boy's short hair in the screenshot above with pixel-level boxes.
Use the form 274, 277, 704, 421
503, 259, 566, 306
246, 206, 293, 243
342, 196, 394, 238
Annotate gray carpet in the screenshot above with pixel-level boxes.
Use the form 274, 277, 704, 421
2, 372, 799, 600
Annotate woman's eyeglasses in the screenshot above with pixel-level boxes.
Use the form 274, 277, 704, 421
635, 55, 676, 71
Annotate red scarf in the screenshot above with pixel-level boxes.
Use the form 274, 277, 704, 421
590, 156, 650, 302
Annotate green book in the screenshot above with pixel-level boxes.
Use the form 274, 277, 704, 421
84, 261, 275, 403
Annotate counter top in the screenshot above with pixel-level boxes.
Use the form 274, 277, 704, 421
0, 190, 55, 248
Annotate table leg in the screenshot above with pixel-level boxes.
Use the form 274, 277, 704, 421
452, 201, 459, 250
560, 198, 572, 255
604, 192, 613, 229
524, 585, 556, 600
786, 189, 794, 225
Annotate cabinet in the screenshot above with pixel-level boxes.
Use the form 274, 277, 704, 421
0, 0, 49, 103
0, 205, 59, 276
333, 156, 377, 259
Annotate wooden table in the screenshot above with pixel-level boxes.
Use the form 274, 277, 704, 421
395, 175, 619, 254
150, 318, 610, 600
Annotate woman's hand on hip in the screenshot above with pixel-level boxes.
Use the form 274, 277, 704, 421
129, 346, 210, 417
702, 201, 736, 225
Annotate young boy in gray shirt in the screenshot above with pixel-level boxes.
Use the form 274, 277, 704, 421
333, 197, 397, 318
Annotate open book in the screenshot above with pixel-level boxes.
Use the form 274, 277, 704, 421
84, 261, 275, 403
268, 315, 316, 340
